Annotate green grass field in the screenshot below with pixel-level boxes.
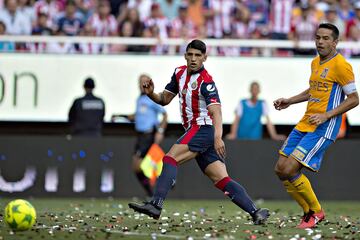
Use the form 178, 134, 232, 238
0, 198, 359, 239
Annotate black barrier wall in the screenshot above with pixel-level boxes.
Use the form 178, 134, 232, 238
0, 136, 359, 200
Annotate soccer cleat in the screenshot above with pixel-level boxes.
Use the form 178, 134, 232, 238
128, 202, 161, 220
296, 209, 325, 229
252, 208, 270, 225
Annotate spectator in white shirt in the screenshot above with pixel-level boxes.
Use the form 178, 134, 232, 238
0, 0, 32, 35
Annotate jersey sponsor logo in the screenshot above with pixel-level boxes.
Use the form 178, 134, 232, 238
210, 98, 218, 103
320, 68, 329, 78
309, 97, 320, 103
310, 80, 329, 92
191, 81, 198, 90
206, 84, 215, 92
292, 149, 305, 161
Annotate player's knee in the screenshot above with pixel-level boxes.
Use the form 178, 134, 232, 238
274, 162, 292, 178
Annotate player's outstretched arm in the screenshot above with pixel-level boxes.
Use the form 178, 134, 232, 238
274, 88, 310, 110
141, 78, 176, 106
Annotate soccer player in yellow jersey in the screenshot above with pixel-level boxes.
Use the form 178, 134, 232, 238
274, 23, 359, 229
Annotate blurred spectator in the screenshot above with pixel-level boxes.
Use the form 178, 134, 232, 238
171, 3, 196, 38
57, 0, 84, 36
0, 21, 15, 52
46, 29, 76, 53
157, 0, 181, 21
121, 8, 144, 37
203, 0, 236, 38
269, 0, 294, 40
34, 0, 63, 29
111, 20, 136, 52
109, 0, 127, 18
32, 13, 53, 35
227, 81, 286, 141
74, 0, 96, 21
18, 0, 36, 27
144, 3, 171, 39
243, 0, 269, 28
345, 1, 360, 57
338, 0, 355, 21
187, 0, 204, 31
231, 5, 258, 55
29, 13, 52, 53
88, 0, 117, 36
0, 0, 32, 35
324, 5, 346, 39
69, 77, 105, 137
288, 3, 318, 55
127, 0, 152, 21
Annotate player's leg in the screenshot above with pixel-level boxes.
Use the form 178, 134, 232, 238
132, 133, 154, 196
150, 143, 197, 209
198, 149, 269, 224
129, 125, 201, 219
276, 132, 332, 228
275, 130, 310, 214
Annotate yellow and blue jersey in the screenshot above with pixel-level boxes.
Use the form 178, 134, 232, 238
295, 53, 355, 140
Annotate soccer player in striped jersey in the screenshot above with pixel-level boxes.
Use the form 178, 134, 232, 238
129, 39, 270, 225
274, 23, 359, 229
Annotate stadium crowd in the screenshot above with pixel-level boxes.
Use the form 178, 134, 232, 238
1, 0, 360, 56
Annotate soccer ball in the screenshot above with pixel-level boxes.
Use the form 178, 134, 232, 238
4, 199, 36, 231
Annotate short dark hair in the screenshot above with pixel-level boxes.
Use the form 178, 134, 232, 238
318, 23, 339, 40
84, 78, 95, 89
186, 39, 206, 54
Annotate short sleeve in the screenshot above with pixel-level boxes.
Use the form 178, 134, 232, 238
336, 60, 355, 86
200, 81, 221, 106
261, 100, 269, 116
165, 71, 179, 95
235, 101, 243, 117
337, 60, 357, 95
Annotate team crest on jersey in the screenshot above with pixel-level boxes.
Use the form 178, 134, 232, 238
191, 81, 198, 90
320, 68, 329, 78
181, 88, 187, 95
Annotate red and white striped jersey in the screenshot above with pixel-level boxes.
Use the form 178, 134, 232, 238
165, 65, 221, 129
87, 13, 117, 36
269, 0, 294, 34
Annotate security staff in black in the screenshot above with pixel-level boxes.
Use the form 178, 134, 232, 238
69, 78, 105, 137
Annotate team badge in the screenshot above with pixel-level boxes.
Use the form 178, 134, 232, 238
320, 68, 329, 78
181, 88, 187, 95
191, 81, 198, 90
206, 84, 215, 92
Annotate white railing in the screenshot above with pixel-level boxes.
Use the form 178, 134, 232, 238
1, 35, 360, 50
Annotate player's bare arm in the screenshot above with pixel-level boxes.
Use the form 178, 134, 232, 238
141, 78, 176, 106
274, 88, 310, 110
309, 92, 359, 126
208, 104, 226, 159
